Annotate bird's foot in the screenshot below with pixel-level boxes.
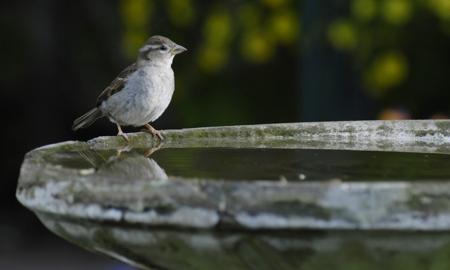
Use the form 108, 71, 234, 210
142, 124, 164, 140
116, 145, 133, 157
117, 130, 129, 142
115, 123, 129, 142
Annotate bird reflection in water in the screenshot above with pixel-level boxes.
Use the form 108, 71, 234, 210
77, 145, 168, 182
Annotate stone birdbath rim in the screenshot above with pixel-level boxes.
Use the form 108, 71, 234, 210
16, 120, 450, 231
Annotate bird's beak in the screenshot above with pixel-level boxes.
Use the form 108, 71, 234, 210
171, 44, 187, 55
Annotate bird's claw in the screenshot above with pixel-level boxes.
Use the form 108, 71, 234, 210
117, 131, 130, 142
115, 123, 129, 142
143, 124, 164, 140
153, 130, 164, 140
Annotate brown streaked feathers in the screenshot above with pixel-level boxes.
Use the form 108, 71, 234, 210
96, 63, 138, 107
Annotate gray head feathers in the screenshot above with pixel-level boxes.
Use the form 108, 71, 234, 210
138, 35, 187, 63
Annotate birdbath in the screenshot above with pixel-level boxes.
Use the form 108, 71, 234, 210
17, 120, 450, 270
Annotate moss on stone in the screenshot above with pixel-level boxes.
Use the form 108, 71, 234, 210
17, 120, 450, 231
407, 193, 450, 212
435, 121, 450, 132
265, 201, 333, 220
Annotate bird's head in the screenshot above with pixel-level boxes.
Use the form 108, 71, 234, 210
137, 35, 187, 67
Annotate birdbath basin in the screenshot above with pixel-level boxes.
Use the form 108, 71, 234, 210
16, 120, 450, 269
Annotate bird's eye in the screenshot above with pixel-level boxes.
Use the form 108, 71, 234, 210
159, 45, 168, 51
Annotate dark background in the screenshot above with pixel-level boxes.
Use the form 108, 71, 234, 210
2, 0, 450, 269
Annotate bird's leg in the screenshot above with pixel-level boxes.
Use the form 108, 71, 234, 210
116, 123, 129, 142
116, 144, 133, 157
142, 123, 164, 140
143, 143, 162, 157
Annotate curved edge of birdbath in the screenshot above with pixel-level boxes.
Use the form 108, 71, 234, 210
88, 119, 450, 153
16, 120, 450, 231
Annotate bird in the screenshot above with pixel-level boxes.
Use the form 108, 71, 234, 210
72, 35, 187, 141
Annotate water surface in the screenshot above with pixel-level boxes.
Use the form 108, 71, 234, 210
45, 147, 450, 181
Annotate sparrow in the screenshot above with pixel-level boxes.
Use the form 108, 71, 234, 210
72, 35, 187, 141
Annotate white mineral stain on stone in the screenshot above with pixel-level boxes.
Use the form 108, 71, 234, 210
235, 212, 355, 229
17, 181, 123, 222
16, 120, 450, 230
320, 182, 410, 228
124, 207, 219, 228
79, 168, 95, 175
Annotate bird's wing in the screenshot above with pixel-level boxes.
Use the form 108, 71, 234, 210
96, 63, 138, 106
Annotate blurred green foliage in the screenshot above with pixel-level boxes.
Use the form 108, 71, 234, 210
365, 51, 408, 95
166, 0, 195, 27
120, 0, 152, 58
118, 0, 450, 123
327, 19, 358, 50
429, 0, 450, 20
199, 9, 233, 72
327, 0, 450, 96
351, 0, 377, 22
120, 0, 299, 69
382, 0, 413, 25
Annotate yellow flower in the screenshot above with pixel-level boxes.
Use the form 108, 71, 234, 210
366, 51, 408, 95
351, 0, 377, 22
382, 0, 412, 25
268, 10, 299, 44
120, 0, 152, 58
429, 0, 450, 20
204, 11, 233, 47
198, 46, 227, 73
261, 0, 287, 9
327, 20, 358, 51
240, 32, 274, 63
167, 0, 195, 27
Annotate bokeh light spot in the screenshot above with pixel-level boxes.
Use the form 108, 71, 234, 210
268, 10, 299, 44
366, 51, 408, 95
167, 0, 195, 27
327, 20, 358, 51
351, 0, 377, 22
240, 31, 274, 63
429, 0, 450, 20
120, 0, 152, 59
262, 0, 288, 9
382, 0, 412, 25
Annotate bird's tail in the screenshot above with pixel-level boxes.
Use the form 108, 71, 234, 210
72, 108, 104, 131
